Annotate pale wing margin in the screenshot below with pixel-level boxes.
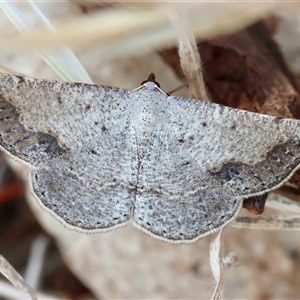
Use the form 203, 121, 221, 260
164, 94, 300, 197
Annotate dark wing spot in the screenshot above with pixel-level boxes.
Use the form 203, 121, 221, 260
90, 149, 97, 155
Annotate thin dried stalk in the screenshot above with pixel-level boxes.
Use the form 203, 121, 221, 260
178, 35, 209, 101
0, 3, 274, 59
24, 236, 49, 289
0, 255, 38, 300
232, 193, 300, 231
210, 229, 224, 300
233, 214, 300, 231
168, 10, 209, 101
0, 1, 92, 83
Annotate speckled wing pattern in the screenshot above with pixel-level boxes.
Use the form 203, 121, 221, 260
1, 72, 300, 243
0, 73, 138, 232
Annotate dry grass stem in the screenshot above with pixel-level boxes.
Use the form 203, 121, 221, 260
178, 34, 209, 101
210, 229, 224, 300
0, 255, 38, 300
24, 236, 49, 289
0, 1, 92, 83
266, 192, 300, 214
169, 10, 209, 101
233, 214, 300, 231
232, 193, 300, 231
0, 3, 274, 60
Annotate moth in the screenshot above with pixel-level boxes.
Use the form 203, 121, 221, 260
1, 72, 300, 243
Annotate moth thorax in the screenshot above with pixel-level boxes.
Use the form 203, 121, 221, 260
140, 109, 155, 124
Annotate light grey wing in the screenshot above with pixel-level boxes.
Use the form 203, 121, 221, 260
0, 72, 131, 165
133, 127, 241, 243
31, 123, 138, 231
164, 95, 300, 197
0, 72, 139, 230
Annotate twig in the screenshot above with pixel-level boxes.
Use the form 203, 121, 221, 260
210, 229, 224, 300
0, 255, 38, 300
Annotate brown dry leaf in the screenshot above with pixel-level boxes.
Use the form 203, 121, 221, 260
161, 19, 300, 191
162, 20, 300, 117
198, 20, 300, 117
